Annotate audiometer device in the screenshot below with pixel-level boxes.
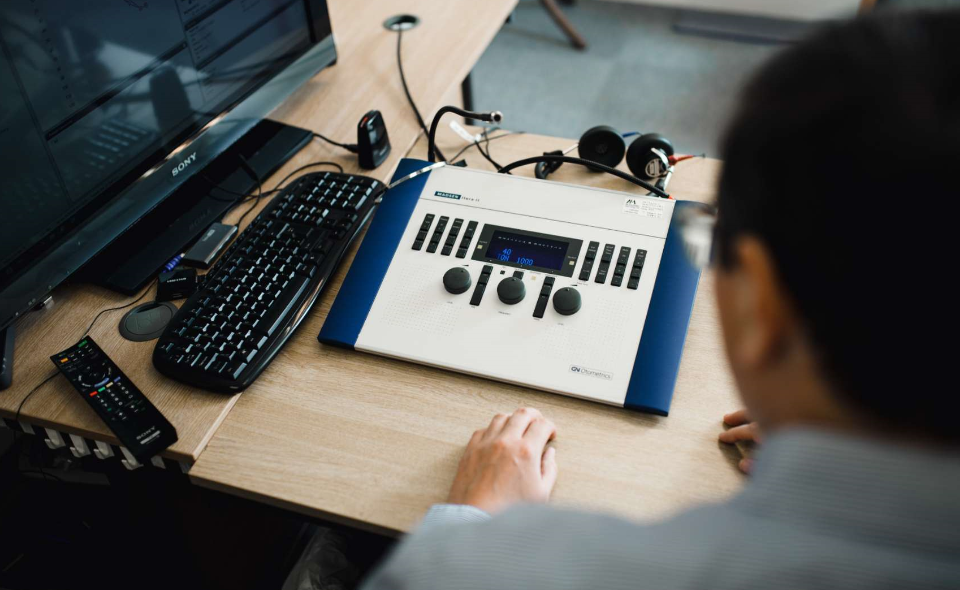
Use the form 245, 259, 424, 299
318, 159, 702, 414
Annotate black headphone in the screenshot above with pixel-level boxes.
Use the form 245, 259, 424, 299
535, 126, 675, 182
425, 107, 673, 198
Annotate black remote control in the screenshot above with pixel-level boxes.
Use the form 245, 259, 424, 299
51, 337, 178, 461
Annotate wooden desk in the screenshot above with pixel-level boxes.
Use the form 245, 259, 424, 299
0, 0, 518, 465
188, 124, 745, 535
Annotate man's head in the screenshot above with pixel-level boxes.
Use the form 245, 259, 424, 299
714, 10, 959, 442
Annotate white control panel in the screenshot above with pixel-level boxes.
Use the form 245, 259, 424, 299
351, 166, 676, 407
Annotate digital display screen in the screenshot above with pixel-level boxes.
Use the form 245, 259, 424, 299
484, 230, 569, 271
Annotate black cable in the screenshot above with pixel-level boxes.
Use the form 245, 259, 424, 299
200, 177, 244, 203
449, 131, 521, 164
204, 160, 347, 225
395, 28, 443, 161
269, 160, 344, 191
313, 133, 358, 153
498, 155, 670, 198
428, 106, 502, 163
474, 128, 509, 173
14, 372, 58, 424
80, 279, 157, 340
235, 168, 263, 229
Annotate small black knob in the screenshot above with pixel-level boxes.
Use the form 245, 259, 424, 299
497, 276, 526, 305
552, 287, 581, 315
443, 267, 472, 294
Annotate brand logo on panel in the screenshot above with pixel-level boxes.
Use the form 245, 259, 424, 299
569, 365, 613, 380
434, 190, 462, 200
171, 152, 197, 177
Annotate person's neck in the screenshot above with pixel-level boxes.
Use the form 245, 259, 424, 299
750, 355, 868, 438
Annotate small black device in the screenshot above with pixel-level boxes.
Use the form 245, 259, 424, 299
182, 223, 239, 268
153, 170, 385, 392
157, 268, 200, 302
357, 110, 391, 169
51, 337, 178, 461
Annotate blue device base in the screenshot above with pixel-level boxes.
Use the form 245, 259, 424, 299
319, 159, 703, 416
623, 200, 703, 416
318, 159, 432, 348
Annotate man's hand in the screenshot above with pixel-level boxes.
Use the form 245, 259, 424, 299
719, 409, 762, 473
447, 407, 558, 514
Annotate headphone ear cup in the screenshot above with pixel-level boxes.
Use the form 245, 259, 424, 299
535, 161, 551, 179
578, 125, 626, 171
626, 133, 675, 180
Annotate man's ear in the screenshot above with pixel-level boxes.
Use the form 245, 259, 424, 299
719, 236, 792, 370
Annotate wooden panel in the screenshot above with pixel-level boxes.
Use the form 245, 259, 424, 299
0, 0, 518, 463
189, 124, 744, 535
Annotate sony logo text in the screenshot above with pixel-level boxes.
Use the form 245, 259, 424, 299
171, 152, 197, 177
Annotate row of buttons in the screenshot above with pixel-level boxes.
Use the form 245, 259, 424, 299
578, 241, 645, 290
91, 376, 147, 422
412, 214, 478, 258
426, 216, 448, 253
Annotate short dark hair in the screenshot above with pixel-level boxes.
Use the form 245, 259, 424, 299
716, 10, 960, 441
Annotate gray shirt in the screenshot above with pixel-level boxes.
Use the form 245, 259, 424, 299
362, 429, 960, 589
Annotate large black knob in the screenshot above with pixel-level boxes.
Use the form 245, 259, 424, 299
552, 287, 581, 316
443, 267, 472, 294
497, 276, 525, 305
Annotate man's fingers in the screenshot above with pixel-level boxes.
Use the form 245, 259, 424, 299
483, 413, 510, 440
738, 458, 754, 474
540, 446, 558, 493
468, 429, 484, 447
502, 407, 542, 438
718, 423, 761, 444
723, 409, 751, 426
523, 417, 557, 450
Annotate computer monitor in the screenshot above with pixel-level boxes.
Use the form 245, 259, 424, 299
0, 0, 336, 332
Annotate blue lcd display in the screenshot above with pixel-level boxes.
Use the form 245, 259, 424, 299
484, 230, 569, 270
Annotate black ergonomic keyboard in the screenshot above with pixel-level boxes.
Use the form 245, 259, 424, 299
152, 170, 384, 392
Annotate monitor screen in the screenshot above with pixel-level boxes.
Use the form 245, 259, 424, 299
0, 0, 332, 328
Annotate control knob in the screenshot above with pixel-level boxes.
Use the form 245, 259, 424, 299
443, 267, 472, 294
497, 276, 525, 305
552, 287, 581, 316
